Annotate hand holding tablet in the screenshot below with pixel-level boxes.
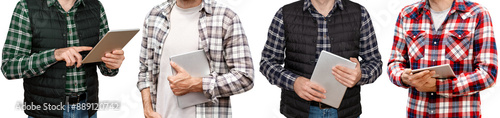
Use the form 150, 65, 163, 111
411, 64, 456, 78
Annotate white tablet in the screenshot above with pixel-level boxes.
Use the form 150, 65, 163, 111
310, 50, 356, 108
170, 50, 211, 108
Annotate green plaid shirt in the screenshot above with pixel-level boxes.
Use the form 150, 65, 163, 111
2, 0, 118, 93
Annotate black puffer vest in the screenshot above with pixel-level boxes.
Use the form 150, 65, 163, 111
24, 0, 100, 117
280, 0, 362, 118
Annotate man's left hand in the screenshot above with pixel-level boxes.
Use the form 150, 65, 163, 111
331, 57, 362, 88
102, 50, 125, 69
168, 61, 203, 96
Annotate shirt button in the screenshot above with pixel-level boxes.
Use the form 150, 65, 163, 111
413, 36, 416, 38
62, 75, 66, 78
432, 59, 436, 62
458, 35, 462, 38
431, 93, 434, 95
433, 42, 437, 45
430, 110, 434, 114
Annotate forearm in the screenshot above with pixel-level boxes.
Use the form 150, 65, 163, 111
436, 66, 497, 97
2, 49, 57, 79
190, 77, 203, 93
357, 59, 382, 85
388, 62, 411, 88
140, 88, 154, 113
203, 68, 254, 100
260, 59, 299, 90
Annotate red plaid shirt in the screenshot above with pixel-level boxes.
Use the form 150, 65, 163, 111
388, 0, 497, 117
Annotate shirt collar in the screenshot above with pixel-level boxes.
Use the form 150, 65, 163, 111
417, 0, 469, 14
47, 0, 85, 8
303, 0, 344, 11
165, 0, 212, 15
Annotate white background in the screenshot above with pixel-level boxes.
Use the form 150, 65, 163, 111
0, 0, 499, 117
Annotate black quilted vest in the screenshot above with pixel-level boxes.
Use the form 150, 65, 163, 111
280, 0, 361, 118
24, 0, 100, 117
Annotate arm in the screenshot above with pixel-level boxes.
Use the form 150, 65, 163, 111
96, 2, 119, 76
137, 12, 159, 118
1, 1, 57, 79
259, 8, 299, 91
137, 11, 154, 96
202, 11, 254, 101
387, 13, 411, 88
356, 6, 383, 85
436, 10, 497, 97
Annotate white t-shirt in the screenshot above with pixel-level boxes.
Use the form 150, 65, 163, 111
430, 7, 451, 31
156, 3, 202, 118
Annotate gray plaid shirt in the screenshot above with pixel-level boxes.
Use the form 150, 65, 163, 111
137, 0, 254, 117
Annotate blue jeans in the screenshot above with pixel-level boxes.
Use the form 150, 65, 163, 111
309, 106, 359, 118
28, 99, 97, 118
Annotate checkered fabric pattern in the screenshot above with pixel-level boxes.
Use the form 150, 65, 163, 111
137, 0, 254, 117
2, 0, 118, 93
387, 0, 497, 117
260, 0, 382, 91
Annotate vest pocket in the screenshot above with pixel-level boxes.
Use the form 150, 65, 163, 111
444, 30, 471, 62
405, 30, 427, 61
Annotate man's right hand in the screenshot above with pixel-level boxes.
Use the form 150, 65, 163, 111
144, 111, 161, 118
293, 76, 326, 102
54, 46, 92, 67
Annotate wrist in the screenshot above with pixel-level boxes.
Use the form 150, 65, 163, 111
52, 49, 63, 61
144, 108, 155, 116
294, 76, 304, 83
190, 77, 203, 93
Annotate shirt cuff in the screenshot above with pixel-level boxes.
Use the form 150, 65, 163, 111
100, 62, 119, 76
202, 73, 219, 103
45, 49, 58, 65
357, 68, 372, 86
396, 70, 411, 88
287, 72, 299, 90
436, 79, 453, 98
137, 81, 152, 91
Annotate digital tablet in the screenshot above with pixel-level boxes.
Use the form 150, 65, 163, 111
82, 29, 139, 63
170, 50, 211, 108
411, 64, 456, 78
310, 50, 356, 108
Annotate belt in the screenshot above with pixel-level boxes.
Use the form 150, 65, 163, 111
310, 101, 333, 109
65, 92, 86, 105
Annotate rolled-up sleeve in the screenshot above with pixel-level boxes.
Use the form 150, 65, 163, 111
137, 14, 154, 91
202, 11, 254, 101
